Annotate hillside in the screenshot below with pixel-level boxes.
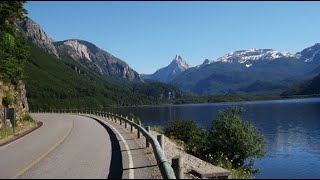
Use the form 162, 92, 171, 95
25, 42, 182, 111
281, 73, 320, 96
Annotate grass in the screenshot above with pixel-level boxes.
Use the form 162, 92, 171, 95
0, 114, 36, 140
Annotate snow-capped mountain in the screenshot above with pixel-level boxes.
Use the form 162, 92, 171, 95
170, 45, 320, 95
142, 55, 192, 82
296, 43, 320, 63
217, 49, 296, 64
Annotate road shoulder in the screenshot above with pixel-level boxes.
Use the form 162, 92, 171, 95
0, 121, 43, 147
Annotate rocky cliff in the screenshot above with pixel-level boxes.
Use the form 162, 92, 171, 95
0, 80, 29, 129
16, 18, 59, 58
55, 39, 142, 81
17, 18, 142, 82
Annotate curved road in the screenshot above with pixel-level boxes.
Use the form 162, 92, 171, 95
0, 113, 112, 179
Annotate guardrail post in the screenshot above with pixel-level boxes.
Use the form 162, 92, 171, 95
137, 121, 141, 138
120, 115, 122, 125
115, 114, 117, 123
131, 118, 134, 132
157, 134, 164, 151
125, 116, 128, 128
146, 126, 150, 148
172, 156, 184, 179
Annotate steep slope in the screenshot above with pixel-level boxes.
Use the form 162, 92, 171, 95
142, 55, 192, 82
296, 43, 320, 63
24, 42, 182, 110
17, 18, 141, 82
54, 39, 142, 81
16, 18, 59, 58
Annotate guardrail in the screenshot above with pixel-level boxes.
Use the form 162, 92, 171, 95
32, 109, 178, 179
105, 112, 177, 179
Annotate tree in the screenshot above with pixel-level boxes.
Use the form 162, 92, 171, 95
0, 1, 27, 25
0, 1, 29, 85
207, 107, 266, 168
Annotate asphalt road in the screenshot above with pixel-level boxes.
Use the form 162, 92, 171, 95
0, 113, 112, 179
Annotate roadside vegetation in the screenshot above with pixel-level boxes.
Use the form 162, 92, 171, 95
0, 114, 36, 140
160, 106, 266, 179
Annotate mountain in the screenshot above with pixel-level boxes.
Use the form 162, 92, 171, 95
216, 49, 296, 65
142, 55, 192, 82
296, 43, 320, 63
16, 18, 59, 58
16, 18, 182, 110
54, 39, 141, 81
17, 18, 141, 82
170, 48, 319, 95
281, 73, 320, 96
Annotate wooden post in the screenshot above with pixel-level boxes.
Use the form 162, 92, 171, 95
120, 115, 122, 125
146, 126, 150, 148
131, 118, 134, 132
172, 156, 184, 179
3, 108, 7, 129
137, 121, 141, 138
157, 134, 164, 150
125, 116, 128, 128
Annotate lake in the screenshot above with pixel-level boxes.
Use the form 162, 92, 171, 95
107, 97, 320, 178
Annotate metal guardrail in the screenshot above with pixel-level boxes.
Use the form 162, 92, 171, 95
35, 109, 177, 179
107, 112, 177, 179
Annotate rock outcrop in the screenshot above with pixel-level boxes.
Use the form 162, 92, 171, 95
55, 39, 142, 81
16, 18, 59, 58
0, 80, 29, 129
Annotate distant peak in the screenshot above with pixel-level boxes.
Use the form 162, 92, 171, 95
203, 59, 210, 64
174, 55, 183, 62
170, 55, 191, 69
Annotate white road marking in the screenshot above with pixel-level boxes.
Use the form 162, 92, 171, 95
97, 116, 134, 179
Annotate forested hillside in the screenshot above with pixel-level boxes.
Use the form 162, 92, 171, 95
25, 42, 182, 111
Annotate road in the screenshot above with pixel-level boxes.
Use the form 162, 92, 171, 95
0, 113, 113, 179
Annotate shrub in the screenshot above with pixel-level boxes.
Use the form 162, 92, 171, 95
163, 119, 201, 144
2, 93, 14, 107
207, 106, 266, 168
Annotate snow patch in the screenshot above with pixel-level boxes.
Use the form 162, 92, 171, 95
217, 49, 295, 64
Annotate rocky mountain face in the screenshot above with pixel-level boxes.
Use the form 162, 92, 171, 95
296, 43, 320, 63
142, 55, 192, 82
16, 18, 59, 58
0, 80, 29, 129
54, 39, 141, 81
17, 18, 141, 82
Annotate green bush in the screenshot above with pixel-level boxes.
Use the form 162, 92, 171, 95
207, 107, 266, 168
2, 93, 14, 107
163, 119, 201, 144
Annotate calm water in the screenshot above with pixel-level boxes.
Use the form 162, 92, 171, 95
108, 98, 320, 178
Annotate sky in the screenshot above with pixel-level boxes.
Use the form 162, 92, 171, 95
25, 1, 320, 74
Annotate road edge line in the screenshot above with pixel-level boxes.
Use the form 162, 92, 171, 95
85, 115, 134, 179
10, 120, 74, 179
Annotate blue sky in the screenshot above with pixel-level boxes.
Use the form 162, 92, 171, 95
25, 1, 320, 74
